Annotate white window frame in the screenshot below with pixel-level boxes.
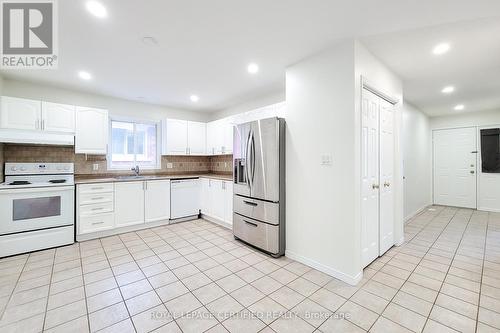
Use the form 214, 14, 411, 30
108, 116, 161, 170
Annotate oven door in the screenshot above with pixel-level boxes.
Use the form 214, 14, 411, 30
0, 186, 74, 235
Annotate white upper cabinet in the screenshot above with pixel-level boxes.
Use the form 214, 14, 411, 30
164, 119, 188, 155
223, 118, 234, 155
41, 102, 75, 133
75, 107, 108, 154
187, 121, 206, 155
0, 96, 41, 130
207, 118, 231, 155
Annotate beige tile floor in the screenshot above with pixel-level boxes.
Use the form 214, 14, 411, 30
1, 206, 500, 332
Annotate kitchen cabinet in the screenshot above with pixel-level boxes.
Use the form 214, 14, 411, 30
200, 177, 233, 225
75, 107, 108, 154
114, 181, 145, 227
0, 96, 41, 130
77, 183, 115, 235
163, 119, 206, 155
206, 118, 233, 155
145, 179, 171, 222
188, 121, 206, 155
41, 102, 75, 133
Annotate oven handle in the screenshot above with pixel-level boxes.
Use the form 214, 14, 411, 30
0, 186, 75, 195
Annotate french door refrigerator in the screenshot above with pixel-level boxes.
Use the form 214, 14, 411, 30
233, 117, 285, 257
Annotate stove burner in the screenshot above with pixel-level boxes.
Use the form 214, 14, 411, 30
9, 181, 31, 185
49, 179, 67, 184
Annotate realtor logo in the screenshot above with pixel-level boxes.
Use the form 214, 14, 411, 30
1, 0, 58, 69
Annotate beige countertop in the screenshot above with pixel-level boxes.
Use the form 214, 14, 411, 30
75, 173, 232, 184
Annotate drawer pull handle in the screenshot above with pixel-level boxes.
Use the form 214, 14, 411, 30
92, 221, 105, 225
91, 187, 104, 190
243, 200, 258, 207
244, 220, 258, 227
91, 207, 104, 211
91, 197, 104, 200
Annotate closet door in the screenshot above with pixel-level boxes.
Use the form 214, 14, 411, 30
379, 99, 395, 256
361, 89, 380, 267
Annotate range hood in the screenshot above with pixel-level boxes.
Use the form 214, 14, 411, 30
0, 129, 74, 146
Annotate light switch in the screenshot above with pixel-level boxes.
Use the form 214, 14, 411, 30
321, 154, 333, 166
92, 163, 99, 171
167, 163, 173, 169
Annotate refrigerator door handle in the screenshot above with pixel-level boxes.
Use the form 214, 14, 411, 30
246, 130, 253, 190
250, 131, 256, 184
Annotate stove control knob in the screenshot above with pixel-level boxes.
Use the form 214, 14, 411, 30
10, 167, 17, 171
57, 166, 62, 170
20, 167, 26, 171
64, 166, 70, 170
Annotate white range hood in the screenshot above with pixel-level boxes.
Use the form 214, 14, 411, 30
0, 129, 74, 146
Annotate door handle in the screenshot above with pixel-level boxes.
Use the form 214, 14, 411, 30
243, 200, 258, 206
470, 171, 475, 174
372, 184, 380, 189
244, 220, 258, 227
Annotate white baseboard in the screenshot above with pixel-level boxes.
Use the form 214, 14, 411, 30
201, 214, 232, 230
285, 250, 363, 286
395, 236, 405, 246
478, 206, 500, 213
404, 204, 430, 223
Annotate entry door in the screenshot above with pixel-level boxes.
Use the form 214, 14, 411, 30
361, 90, 380, 267
433, 127, 477, 208
379, 99, 395, 255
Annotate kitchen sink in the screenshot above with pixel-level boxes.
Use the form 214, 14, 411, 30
114, 175, 149, 180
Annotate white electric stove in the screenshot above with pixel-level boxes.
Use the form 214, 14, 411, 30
0, 163, 75, 257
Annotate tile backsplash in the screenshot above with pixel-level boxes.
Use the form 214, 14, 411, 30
0, 143, 3, 182
1, 144, 232, 176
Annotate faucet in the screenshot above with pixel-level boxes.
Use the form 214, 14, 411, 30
131, 165, 140, 176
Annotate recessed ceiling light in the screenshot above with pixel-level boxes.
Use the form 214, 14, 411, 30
454, 104, 465, 111
432, 43, 450, 55
190, 95, 199, 102
441, 86, 455, 94
142, 37, 158, 46
86, 1, 107, 18
247, 63, 259, 74
78, 71, 92, 80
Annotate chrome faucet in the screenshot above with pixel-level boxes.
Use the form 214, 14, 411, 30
131, 165, 140, 176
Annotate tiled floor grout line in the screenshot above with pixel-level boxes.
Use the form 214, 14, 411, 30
77, 243, 93, 333
0, 255, 29, 322
474, 211, 490, 333
41, 249, 58, 331
365, 207, 462, 332
419, 209, 476, 332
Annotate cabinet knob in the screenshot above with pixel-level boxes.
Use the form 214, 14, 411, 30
372, 184, 379, 189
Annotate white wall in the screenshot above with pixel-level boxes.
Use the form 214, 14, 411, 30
430, 109, 500, 129
2, 79, 209, 122
402, 102, 432, 220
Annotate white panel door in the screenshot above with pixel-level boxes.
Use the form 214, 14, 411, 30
187, 121, 206, 155
433, 127, 477, 208
165, 119, 188, 155
114, 181, 145, 227
361, 90, 380, 267
75, 107, 108, 154
42, 102, 75, 133
145, 180, 170, 222
379, 99, 395, 256
224, 181, 233, 224
0, 96, 41, 130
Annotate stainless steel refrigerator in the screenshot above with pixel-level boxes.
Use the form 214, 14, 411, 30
233, 117, 285, 257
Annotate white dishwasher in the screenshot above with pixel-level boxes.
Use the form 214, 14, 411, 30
170, 178, 201, 219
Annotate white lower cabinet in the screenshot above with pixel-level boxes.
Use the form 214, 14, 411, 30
114, 181, 145, 227
77, 183, 115, 235
145, 180, 171, 222
200, 178, 233, 225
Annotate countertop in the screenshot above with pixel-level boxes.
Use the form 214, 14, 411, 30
74, 173, 233, 185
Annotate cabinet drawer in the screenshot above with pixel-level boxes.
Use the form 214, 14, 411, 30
79, 213, 114, 234
234, 195, 279, 225
233, 213, 279, 254
78, 183, 114, 194
79, 192, 113, 205
79, 201, 113, 216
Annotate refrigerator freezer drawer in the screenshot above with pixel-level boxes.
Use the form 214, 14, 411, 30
233, 195, 279, 225
233, 213, 279, 254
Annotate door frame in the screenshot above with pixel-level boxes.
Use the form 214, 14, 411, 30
431, 126, 478, 209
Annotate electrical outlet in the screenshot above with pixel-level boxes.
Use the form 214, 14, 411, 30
166, 163, 173, 169
321, 154, 333, 166
92, 163, 99, 171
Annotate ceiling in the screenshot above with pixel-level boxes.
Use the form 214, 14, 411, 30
362, 17, 500, 117
1, 1, 500, 113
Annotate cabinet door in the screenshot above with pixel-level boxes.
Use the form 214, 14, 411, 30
206, 121, 217, 155
145, 180, 170, 223
75, 107, 108, 154
224, 181, 233, 224
165, 119, 188, 155
114, 182, 145, 227
223, 118, 234, 154
200, 178, 212, 216
213, 120, 225, 154
187, 121, 206, 155
0, 96, 41, 130
211, 180, 225, 221
42, 102, 75, 133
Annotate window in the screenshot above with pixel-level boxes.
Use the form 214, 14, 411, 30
108, 119, 160, 170
481, 128, 500, 173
